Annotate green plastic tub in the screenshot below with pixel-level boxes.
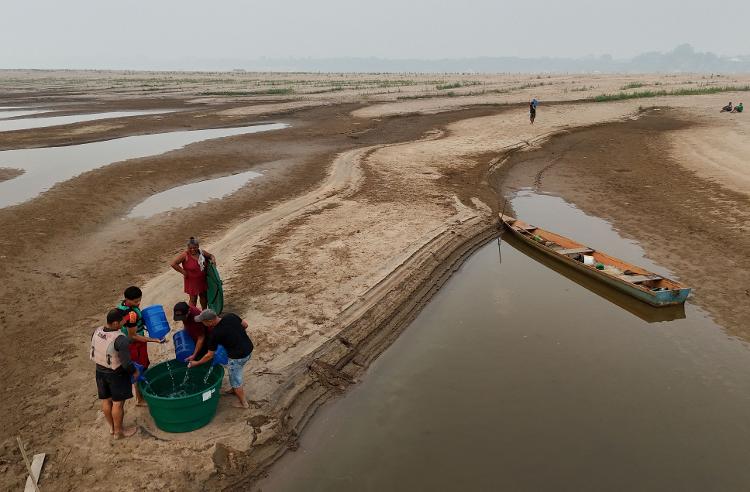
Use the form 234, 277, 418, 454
139, 360, 224, 433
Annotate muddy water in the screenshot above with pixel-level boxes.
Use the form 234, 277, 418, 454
127, 169, 262, 218
260, 192, 750, 491
0, 109, 174, 132
0, 109, 49, 120
0, 123, 286, 208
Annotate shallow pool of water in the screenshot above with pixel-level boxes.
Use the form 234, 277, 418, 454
0, 123, 287, 208
260, 191, 750, 491
0, 109, 172, 132
0, 109, 49, 120
127, 170, 262, 218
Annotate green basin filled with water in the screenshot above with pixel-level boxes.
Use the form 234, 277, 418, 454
139, 360, 224, 433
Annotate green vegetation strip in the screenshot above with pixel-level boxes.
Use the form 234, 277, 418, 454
593, 85, 750, 102
620, 82, 646, 90
200, 87, 295, 96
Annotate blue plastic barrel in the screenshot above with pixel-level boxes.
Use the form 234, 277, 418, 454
141, 305, 170, 339
131, 361, 147, 383
213, 345, 228, 366
173, 330, 195, 362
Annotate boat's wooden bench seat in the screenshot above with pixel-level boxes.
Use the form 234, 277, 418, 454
556, 247, 594, 255
619, 274, 663, 284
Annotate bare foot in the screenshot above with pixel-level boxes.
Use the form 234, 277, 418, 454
222, 388, 235, 396
114, 427, 138, 439
231, 400, 250, 409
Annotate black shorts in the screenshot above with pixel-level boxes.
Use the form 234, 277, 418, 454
96, 370, 133, 402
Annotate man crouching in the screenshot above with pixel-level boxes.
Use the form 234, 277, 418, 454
91, 309, 139, 438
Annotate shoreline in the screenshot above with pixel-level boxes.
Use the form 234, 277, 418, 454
214, 216, 497, 488
2, 73, 750, 490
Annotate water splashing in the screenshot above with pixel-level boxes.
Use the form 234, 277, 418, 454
181, 366, 191, 387
203, 365, 215, 384
165, 360, 177, 392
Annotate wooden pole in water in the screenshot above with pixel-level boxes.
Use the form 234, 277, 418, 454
498, 198, 508, 245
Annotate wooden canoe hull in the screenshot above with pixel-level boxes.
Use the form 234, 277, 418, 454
501, 215, 691, 307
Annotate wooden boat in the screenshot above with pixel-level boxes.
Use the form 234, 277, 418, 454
500, 214, 691, 307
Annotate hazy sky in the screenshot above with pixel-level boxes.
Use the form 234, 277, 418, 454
2, 0, 749, 68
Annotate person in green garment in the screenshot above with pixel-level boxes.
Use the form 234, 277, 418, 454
117, 286, 165, 406
732, 102, 743, 113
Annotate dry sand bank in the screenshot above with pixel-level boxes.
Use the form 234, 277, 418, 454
1, 72, 749, 490
0, 166, 23, 182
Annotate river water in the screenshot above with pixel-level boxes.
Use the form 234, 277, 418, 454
127, 169, 262, 218
259, 191, 750, 491
0, 109, 173, 132
0, 123, 286, 208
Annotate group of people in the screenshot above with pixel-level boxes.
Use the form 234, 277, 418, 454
90, 237, 255, 439
721, 101, 744, 113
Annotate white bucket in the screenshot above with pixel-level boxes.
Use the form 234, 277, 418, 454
583, 255, 596, 266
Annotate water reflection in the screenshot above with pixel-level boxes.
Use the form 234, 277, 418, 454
504, 233, 686, 323
0, 109, 172, 132
258, 191, 750, 492
0, 123, 287, 208
0, 109, 49, 120
127, 170, 262, 218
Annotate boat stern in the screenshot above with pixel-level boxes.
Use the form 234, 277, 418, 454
652, 287, 691, 306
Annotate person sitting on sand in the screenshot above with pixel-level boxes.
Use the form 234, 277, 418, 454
721, 102, 733, 112
171, 237, 216, 310
188, 309, 254, 409
173, 301, 211, 362
732, 102, 743, 113
91, 309, 139, 439
117, 286, 165, 406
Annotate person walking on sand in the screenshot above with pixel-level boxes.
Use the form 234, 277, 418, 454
188, 309, 254, 409
529, 98, 539, 124
91, 309, 140, 439
171, 237, 216, 310
117, 286, 165, 406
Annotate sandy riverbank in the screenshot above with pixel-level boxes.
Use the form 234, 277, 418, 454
1, 71, 749, 490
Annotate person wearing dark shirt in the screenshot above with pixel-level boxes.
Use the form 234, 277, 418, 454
173, 301, 210, 360
188, 309, 254, 409
91, 309, 139, 439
